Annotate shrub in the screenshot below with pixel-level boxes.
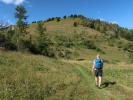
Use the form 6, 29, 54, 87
63, 16, 67, 19
55, 46, 72, 59
4, 30, 17, 50
123, 42, 133, 61
73, 22, 78, 27
95, 48, 105, 54
56, 35, 76, 48
86, 41, 96, 49
56, 17, 61, 22
4, 42, 17, 50
0, 33, 6, 47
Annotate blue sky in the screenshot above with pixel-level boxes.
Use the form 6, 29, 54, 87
0, 0, 133, 29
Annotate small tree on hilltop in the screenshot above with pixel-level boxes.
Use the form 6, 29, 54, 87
73, 22, 78, 27
56, 17, 61, 22
74, 14, 78, 18
63, 16, 67, 19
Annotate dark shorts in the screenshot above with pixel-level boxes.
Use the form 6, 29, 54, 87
95, 68, 103, 77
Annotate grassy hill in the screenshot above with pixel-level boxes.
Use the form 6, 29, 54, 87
0, 49, 132, 100
28, 17, 133, 59
0, 17, 133, 100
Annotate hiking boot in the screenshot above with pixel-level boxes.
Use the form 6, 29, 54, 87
95, 84, 98, 87
98, 85, 102, 89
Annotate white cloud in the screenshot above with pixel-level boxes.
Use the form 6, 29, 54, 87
0, 0, 25, 5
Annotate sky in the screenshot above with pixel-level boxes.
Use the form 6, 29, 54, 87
0, 0, 133, 29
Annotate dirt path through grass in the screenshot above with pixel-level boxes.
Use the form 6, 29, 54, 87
62, 59, 133, 100
74, 64, 116, 100
76, 65, 90, 81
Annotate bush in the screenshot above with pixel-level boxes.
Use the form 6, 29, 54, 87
123, 42, 133, 61
55, 46, 72, 59
95, 48, 105, 54
32, 21, 37, 23
4, 30, 17, 50
73, 22, 78, 27
56, 35, 76, 48
123, 42, 133, 52
56, 17, 61, 22
35, 22, 52, 56
63, 16, 67, 19
0, 33, 6, 47
4, 42, 17, 50
85, 41, 96, 49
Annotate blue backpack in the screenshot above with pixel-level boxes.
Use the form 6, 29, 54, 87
95, 59, 103, 69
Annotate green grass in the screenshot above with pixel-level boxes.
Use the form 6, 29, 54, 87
0, 17, 133, 99
0, 50, 132, 100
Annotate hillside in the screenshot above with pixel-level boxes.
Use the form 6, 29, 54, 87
0, 16, 133, 100
0, 48, 133, 100
28, 17, 133, 60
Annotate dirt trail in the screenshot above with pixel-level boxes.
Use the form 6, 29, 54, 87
76, 65, 91, 81
75, 64, 116, 99
61, 59, 91, 65
62, 59, 133, 99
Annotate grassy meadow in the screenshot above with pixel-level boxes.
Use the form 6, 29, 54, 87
0, 17, 133, 100
0, 47, 132, 100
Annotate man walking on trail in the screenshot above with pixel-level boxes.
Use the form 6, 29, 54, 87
92, 54, 103, 88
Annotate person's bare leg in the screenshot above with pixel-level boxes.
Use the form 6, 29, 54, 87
98, 76, 102, 87
95, 77, 99, 86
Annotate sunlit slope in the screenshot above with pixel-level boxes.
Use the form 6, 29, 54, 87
0, 17, 132, 99
0, 49, 132, 100
29, 18, 102, 36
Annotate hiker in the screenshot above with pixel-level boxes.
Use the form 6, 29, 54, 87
92, 54, 103, 88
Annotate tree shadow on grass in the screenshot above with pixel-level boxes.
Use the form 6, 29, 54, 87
101, 81, 116, 88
